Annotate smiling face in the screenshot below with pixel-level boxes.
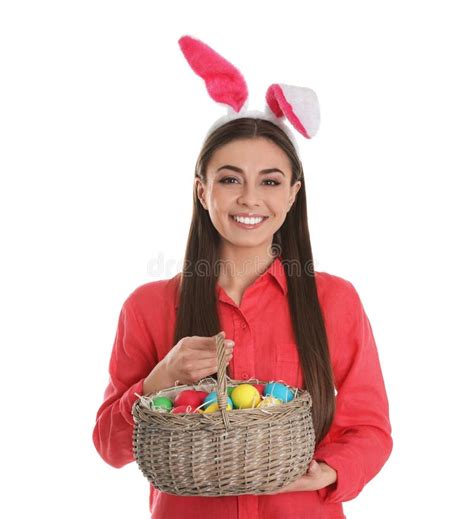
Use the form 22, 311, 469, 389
195, 137, 301, 255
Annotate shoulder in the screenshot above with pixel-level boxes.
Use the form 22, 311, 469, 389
123, 273, 181, 314
315, 270, 358, 298
314, 270, 363, 316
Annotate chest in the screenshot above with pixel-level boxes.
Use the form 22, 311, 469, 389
223, 287, 244, 307
217, 293, 305, 389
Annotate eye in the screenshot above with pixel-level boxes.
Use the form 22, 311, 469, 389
219, 177, 281, 186
219, 176, 239, 184
263, 179, 281, 186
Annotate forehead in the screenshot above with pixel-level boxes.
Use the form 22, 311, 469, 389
209, 138, 291, 170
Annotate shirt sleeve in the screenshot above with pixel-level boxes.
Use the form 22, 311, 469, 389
92, 294, 158, 468
313, 281, 393, 504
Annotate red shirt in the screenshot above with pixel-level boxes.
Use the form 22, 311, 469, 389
92, 256, 393, 519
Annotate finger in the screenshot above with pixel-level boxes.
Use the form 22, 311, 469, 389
188, 347, 233, 359
189, 353, 233, 365
307, 460, 321, 474
279, 481, 299, 492
194, 355, 232, 374
187, 345, 234, 360
188, 336, 234, 351
186, 337, 216, 350
191, 361, 231, 382
266, 481, 298, 495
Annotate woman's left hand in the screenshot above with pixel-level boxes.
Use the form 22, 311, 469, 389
265, 460, 337, 494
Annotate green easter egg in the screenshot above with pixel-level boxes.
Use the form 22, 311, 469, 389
152, 396, 173, 411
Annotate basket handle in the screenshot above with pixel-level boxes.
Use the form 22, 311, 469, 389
215, 331, 231, 430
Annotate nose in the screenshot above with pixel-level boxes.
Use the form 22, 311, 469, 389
237, 183, 261, 207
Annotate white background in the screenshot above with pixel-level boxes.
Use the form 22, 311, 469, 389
1, 1, 473, 517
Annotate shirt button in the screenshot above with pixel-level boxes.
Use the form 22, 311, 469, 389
241, 321, 247, 329
241, 372, 249, 379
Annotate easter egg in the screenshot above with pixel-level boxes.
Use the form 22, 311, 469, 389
231, 383, 261, 409
257, 396, 282, 408
151, 396, 173, 412
171, 405, 198, 414
264, 382, 295, 403
174, 389, 208, 408
202, 401, 232, 413
227, 386, 236, 397
203, 391, 233, 409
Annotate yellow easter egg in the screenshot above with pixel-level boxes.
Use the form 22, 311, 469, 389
231, 383, 261, 409
257, 396, 282, 408
202, 401, 232, 414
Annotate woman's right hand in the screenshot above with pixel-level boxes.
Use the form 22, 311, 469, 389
143, 332, 234, 393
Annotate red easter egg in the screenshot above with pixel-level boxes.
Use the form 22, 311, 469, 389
171, 405, 197, 414
192, 390, 209, 405
253, 384, 265, 396
174, 389, 208, 408
195, 390, 209, 401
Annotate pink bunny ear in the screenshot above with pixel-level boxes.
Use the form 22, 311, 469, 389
265, 84, 320, 138
178, 35, 248, 113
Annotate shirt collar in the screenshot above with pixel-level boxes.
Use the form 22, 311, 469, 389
264, 254, 288, 296
174, 255, 287, 308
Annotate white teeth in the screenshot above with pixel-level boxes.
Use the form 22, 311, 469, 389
233, 216, 264, 225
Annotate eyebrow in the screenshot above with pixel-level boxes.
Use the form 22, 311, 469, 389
216, 164, 286, 177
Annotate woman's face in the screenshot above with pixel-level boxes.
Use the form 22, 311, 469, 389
196, 137, 301, 251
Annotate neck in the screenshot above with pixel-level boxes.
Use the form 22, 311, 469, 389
217, 242, 277, 289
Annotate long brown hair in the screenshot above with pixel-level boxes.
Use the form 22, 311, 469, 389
174, 118, 335, 446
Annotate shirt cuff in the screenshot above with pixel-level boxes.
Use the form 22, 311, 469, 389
314, 443, 365, 504
119, 377, 146, 426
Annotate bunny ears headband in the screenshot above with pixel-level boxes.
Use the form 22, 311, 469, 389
178, 35, 321, 158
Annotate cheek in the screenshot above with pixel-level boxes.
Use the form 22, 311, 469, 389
209, 186, 232, 211
269, 193, 291, 214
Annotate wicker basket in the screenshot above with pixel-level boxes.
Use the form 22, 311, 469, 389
132, 331, 316, 496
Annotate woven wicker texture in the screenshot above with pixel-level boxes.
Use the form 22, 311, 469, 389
132, 331, 316, 496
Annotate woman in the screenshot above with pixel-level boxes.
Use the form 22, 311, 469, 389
93, 36, 393, 519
